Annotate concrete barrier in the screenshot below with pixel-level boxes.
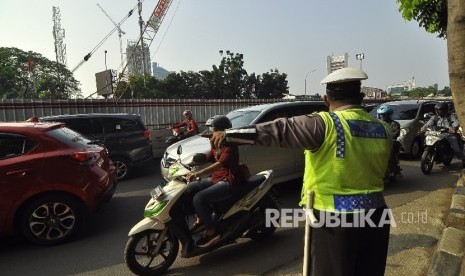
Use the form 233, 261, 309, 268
428, 173, 465, 276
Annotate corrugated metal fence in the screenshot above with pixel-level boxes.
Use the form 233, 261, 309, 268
0, 98, 284, 129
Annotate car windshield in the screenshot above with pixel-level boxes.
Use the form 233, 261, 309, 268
226, 110, 261, 128
370, 104, 419, 120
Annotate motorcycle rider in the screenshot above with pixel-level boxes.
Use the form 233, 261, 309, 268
184, 115, 242, 248
422, 102, 465, 168
173, 110, 199, 139
376, 104, 402, 177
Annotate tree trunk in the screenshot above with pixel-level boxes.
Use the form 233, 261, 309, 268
448, 0, 465, 124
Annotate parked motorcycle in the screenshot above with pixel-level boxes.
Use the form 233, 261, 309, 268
420, 126, 455, 174
124, 145, 279, 276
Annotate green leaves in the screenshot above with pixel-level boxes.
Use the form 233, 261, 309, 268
397, 0, 447, 38
0, 47, 81, 99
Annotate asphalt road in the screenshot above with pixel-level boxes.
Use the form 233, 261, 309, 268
0, 158, 459, 276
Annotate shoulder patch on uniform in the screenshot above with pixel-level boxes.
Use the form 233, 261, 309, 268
306, 112, 321, 118
347, 120, 387, 139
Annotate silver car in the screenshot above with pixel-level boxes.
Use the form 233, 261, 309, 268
160, 101, 328, 184
369, 100, 450, 158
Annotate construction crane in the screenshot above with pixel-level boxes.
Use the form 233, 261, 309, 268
145, 0, 174, 47
71, 5, 135, 73
96, 3, 125, 71
80, 0, 176, 99
112, 0, 174, 98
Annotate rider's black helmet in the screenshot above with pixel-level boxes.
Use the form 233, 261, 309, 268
435, 102, 448, 116
205, 115, 232, 131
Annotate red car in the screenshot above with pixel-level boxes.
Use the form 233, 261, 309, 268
0, 122, 117, 245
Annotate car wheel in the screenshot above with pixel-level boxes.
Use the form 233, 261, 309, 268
19, 194, 84, 245
409, 138, 422, 159
112, 157, 130, 181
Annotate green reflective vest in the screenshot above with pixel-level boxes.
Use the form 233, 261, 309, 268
300, 108, 392, 211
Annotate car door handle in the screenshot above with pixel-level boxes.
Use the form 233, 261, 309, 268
6, 169, 29, 177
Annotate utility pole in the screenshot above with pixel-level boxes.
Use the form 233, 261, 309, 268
305, 69, 317, 97
138, 0, 147, 76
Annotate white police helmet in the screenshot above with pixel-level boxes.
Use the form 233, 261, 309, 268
320, 67, 368, 84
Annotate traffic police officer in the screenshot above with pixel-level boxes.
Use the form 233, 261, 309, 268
210, 67, 392, 276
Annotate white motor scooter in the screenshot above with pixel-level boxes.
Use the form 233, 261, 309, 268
124, 145, 279, 276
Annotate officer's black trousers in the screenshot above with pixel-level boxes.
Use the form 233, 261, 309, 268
308, 206, 391, 276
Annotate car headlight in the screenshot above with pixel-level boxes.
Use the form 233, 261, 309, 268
400, 128, 407, 137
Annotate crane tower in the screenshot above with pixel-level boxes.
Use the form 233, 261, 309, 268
52, 6, 67, 65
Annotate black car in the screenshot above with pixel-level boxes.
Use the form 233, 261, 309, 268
40, 113, 153, 180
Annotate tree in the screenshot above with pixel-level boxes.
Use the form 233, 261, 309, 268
0, 47, 81, 99
114, 50, 289, 100
439, 86, 451, 96
397, 0, 465, 129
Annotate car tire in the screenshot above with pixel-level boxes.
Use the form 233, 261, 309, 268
19, 193, 84, 245
112, 157, 130, 181
409, 138, 422, 159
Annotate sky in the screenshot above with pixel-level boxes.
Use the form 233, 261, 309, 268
0, 0, 450, 98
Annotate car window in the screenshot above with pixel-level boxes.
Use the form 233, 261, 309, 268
292, 104, 327, 116
101, 118, 143, 133
370, 104, 419, 120
46, 127, 92, 148
419, 103, 436, 117
0, 134, 37, 159
227, 110, 261, 128
259, 104, 327, 123
260, 107, 291, 122
58, 118, 99, 136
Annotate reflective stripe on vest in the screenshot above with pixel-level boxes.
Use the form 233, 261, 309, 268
300, 108, 392, 212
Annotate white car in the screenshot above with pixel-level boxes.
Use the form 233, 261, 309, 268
160, 101, 328, 184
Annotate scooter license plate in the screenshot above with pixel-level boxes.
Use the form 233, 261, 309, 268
150, 186, 165, 200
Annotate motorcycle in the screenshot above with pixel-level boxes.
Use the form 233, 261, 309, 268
420, 126, 455, 174
165, 127, 185, 146
124, 145, 279, 276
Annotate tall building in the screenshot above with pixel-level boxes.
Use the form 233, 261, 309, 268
387, 77, 416, 96
152, 62, 170, 80
126, 40, 151, 76
326, 53, 349, 75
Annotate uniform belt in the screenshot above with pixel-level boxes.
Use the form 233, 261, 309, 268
333, 192, 385, 212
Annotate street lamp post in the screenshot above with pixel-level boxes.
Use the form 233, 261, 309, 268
305, 69, 317, 97
355, 53, 365, 70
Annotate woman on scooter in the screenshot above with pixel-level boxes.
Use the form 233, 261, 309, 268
185, 115, 242, 248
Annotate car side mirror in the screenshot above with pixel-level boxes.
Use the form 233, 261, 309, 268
177, 145, 182, 156
424, 112, 433, 120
